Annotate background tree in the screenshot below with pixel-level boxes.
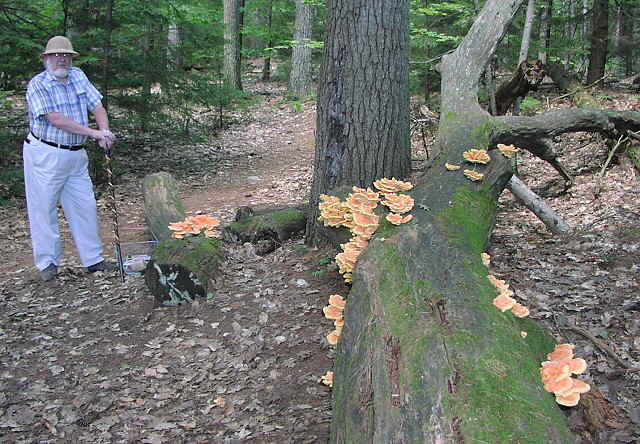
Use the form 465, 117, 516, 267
223, 0, 242, 89
288, 0, 315, 97
586, 0, 609, 84
305, 0, 411, 246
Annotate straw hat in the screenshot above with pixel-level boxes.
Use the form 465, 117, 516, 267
42, 36, 79, 57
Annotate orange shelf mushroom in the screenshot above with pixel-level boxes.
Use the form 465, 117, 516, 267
327, 330, 340, 346
497, 143, 519, 158
511, 303, 530, 318
386, 213, 413, 225
493, 293, 516, 312
168, 215, 221, 239
373, 177, 413, 193
540, 344, 590, 407
463, 149, 491, 164
328, 294, 346, 310
463, 169, 484, 181
380, 193, 414, 214
445, 162, 461, 170
323, 305, 343, 321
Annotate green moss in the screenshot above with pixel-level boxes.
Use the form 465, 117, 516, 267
471, 118, 509, 147
438, 187, 496, 254
271, 208, 305, 225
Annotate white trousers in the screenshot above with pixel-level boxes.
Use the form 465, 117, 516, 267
23, 137, 104, 270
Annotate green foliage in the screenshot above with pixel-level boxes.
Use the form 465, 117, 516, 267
519, 96, 541, 114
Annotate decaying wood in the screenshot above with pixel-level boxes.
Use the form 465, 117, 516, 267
494, 60, 546, 115
143, 172, 186, 241
507, 176, 570, 234
143, 171, 225, 306
223, 205, 307, 255
330, 1, 577, 442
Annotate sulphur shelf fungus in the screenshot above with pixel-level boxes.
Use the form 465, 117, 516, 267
493, 293, 516, 312
463, 149, 491, 164
541, 344, 590, 407
168, 215, 221, 239
345, 190, 379, 213
373, 177, 413, 193
381, 193, 414, 214
497, 143, 519, 158
445, 162, 461, 171
321, 371, 334, 387
328, 294, 346, 310
327, 330, 341, 346
510, 303, 530, 318
487, 275, 511, 295
386, 213, 413, 225
463, 169, 484, 182
323, 304, 343, 321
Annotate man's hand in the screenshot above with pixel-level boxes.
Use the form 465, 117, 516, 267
95, 129, 116, 149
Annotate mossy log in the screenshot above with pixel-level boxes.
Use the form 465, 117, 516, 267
223, 206, 307, 255
145, 236, 224, 306
142, 171, 225, 305
329, 1, 577, 442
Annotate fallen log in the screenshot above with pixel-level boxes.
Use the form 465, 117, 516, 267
223, 205, 307, 255
143, 171, 225, 306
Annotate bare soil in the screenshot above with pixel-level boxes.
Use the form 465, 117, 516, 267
1, 81, 639, 443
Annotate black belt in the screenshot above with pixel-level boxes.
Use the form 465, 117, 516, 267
27, 134, 85, 151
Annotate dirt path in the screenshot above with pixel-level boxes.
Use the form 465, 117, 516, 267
0, 85, 348, 444
1, 84, 639, 443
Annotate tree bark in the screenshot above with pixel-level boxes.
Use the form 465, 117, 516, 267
305, 0, 411, 246
224, 0, 242, 89
289, 0, 314, 97
586, 0, 609, 84
538, 0, 552, 64
143, 172, 186, 242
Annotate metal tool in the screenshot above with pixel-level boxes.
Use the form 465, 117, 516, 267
104, 146, 126, 282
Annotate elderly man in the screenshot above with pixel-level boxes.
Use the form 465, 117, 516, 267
24, 36, 116, 281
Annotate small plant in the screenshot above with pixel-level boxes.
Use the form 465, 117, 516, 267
519, 96, 541, 114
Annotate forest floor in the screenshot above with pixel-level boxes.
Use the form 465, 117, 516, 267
1, 77, 639, 444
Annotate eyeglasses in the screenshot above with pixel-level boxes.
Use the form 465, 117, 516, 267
51, 53, 72, 59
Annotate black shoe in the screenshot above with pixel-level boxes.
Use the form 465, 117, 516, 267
86, 261, 117, 273
40, 263, 58, 281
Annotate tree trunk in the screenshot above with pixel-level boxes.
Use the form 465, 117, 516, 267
167, 24, 183, 70
538, 0, 552, 64
586, 0, 609, 84
289, 0, 314, 97
224, 0, 242, 89
325, 0, 640, 441
305, 0, 411, 246
262, 0, 273, 81
616, 0, 635, 76
519, 0, 536, 64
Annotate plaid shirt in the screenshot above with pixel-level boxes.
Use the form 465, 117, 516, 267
26, 67, 103, 146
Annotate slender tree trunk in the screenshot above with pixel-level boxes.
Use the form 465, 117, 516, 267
617, 1, 635, 76
586, 0, 609, 84
262, 0, 273, 81
167, 24, 183, 70
101, 0, 114, 110
519, 0, 536, 64
564, 0, 577, 67
224, 0, 242, 89
289, 0, 315, 97
538, 0, 552, 64
305, 0, 411, 246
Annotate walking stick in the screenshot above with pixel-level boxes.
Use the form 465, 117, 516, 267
104, 146, 125, 282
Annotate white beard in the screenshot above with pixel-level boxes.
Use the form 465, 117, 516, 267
44, 60, 70, 79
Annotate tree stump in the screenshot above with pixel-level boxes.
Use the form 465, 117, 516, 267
143, 172, 186, 241
143, 171, 225, 305
145, 236, 224, 306
494, 60, 546, 115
